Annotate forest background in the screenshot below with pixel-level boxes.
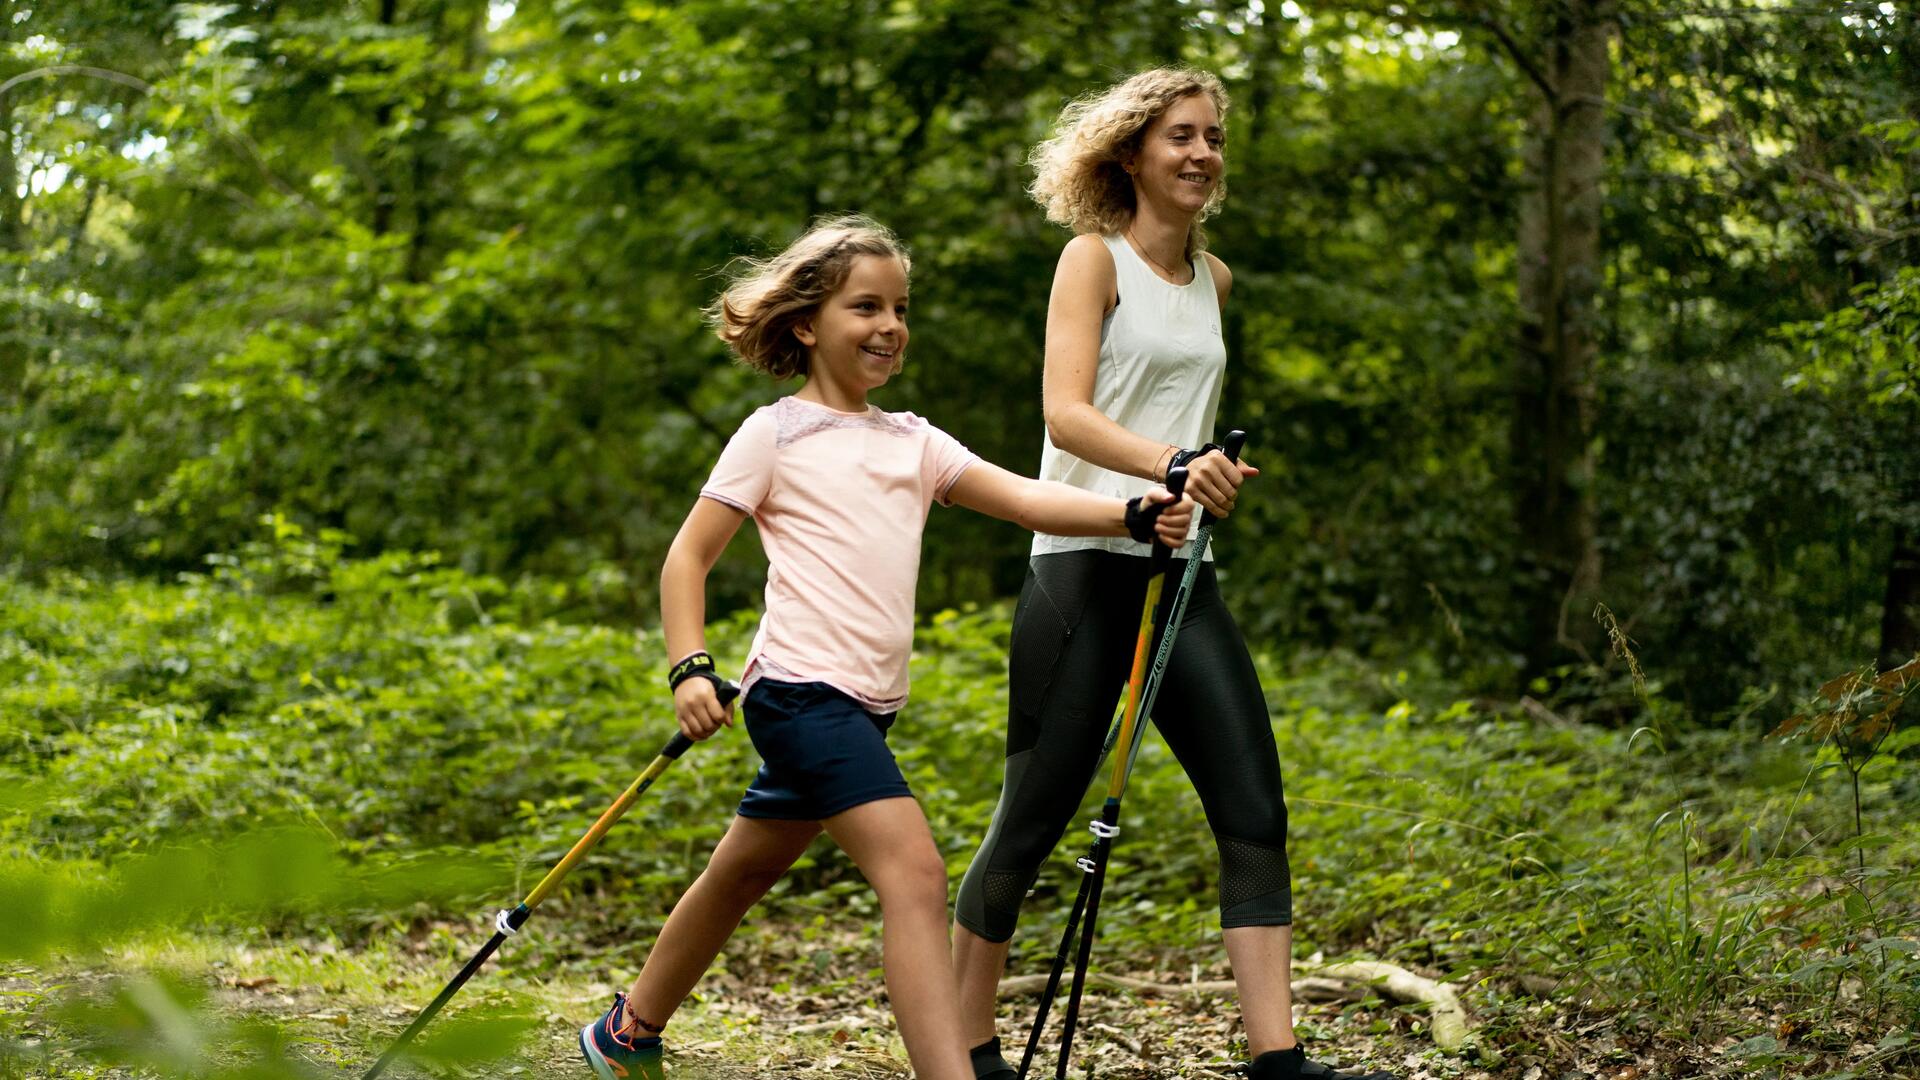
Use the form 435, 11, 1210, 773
3, 1, 1917, 1078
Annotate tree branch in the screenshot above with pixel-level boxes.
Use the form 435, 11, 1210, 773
1579, 93, 1897, 228
1397, 3, 1558, 102
0, 65, 156, 99
1, 64, 332, 227
1470, 11, 1558, 103
999, 959, 1473, 1050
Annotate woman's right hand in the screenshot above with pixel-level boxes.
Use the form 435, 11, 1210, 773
674, 677, 735, 741
1182, 449, 1259, 519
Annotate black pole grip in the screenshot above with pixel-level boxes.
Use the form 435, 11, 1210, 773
1221, 429, 1247, 463
1166, 465, 1189, 498
662, 679, 740, 759
1198, 430, 1251, 528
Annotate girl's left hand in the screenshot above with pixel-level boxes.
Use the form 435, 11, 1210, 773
1144, 487, 1195, 547
674, 676, 735, 740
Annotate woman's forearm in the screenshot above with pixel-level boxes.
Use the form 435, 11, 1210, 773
1044, 398, 1179, 482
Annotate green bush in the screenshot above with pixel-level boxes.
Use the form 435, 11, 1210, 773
4, 526, 1916, 1067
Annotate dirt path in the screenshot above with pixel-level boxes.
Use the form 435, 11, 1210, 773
5, 921, 1449, 1080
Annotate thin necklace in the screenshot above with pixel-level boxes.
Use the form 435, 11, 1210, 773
1127, 226, 1188, 283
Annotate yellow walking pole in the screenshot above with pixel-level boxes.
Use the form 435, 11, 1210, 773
361, 682, 736, 1080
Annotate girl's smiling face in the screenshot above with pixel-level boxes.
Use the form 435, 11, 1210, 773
1127, 92, 1224, 217
795, 254, 910, 399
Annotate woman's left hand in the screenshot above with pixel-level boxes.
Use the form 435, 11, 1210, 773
1183, 450, 1259, 519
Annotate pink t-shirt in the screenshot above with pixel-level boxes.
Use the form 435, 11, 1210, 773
701, 395, 979, 712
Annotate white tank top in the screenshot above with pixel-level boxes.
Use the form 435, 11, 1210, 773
1032, 233, 1227, 560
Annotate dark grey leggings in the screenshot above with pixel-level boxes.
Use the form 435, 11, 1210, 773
956, 549, 1292, 943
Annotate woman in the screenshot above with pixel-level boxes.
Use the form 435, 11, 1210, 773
951, 69, 1397, 1080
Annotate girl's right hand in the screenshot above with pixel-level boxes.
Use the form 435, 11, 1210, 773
1183, 449, 1259, 519
674, 677, 735, 741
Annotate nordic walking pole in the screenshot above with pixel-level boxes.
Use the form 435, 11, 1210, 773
1018, 466, 1190, 1079
360, 681, 737, 1080
1083, 431, 1254, 784
1020, 430, 1249, 1080
1052, 430, 1246, 1079
1115, 428, 1249, 778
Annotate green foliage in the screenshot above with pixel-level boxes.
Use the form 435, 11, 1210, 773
1599, 353, 1902, 707
8, 543, 1917, 1070
48, 972, 326, 1080
4, 2, 1916, 709
2, 520, 762, 880
7, 2, 1920, 1068
1780, 267, 1920, 407
17, 968, 533, 1079
0, 829, 506, 962
1776, 660, 1918, 767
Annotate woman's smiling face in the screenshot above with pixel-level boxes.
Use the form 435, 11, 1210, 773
1127, 92, 1225, 217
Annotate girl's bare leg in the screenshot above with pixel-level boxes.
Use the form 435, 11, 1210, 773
825, 797, 971, 1080
623, 814, 822, 1030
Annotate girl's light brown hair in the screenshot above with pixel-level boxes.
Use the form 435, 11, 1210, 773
708, 214, 912, 379
1029, 67, 1230, 259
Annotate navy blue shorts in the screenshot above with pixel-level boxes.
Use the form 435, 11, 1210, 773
736, 679, 912, 821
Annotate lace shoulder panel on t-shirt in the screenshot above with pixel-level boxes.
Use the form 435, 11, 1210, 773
774, 396, 919, 449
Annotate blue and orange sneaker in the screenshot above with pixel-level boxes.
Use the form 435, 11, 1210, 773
578, 993, 665, 1080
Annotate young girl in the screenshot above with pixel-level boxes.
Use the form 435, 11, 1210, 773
578, 215, 1193, 1080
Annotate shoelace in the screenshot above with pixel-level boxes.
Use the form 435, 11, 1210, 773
605, 997, 643, 1052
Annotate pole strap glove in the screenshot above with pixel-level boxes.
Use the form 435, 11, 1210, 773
668, 651, 726, 695
1124, 493, 1172, 545
1166, 442, 1224, 485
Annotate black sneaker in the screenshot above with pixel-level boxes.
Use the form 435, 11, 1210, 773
970, 1036, 1019, 1080
1236, 1046, 1399, 1080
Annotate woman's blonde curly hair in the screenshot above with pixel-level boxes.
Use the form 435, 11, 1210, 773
707, 214, 911, 379
1029, 67, 1230, 260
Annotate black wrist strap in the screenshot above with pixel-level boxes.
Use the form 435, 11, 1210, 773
1123, 495, 1164, 545
1166, 442, 1222, 484
668, 651, 718, 691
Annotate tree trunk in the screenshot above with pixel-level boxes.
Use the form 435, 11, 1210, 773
1883, 526, 1920, 671
1245, 1, 1294, 153
0, 112, 17, 256
403, 2, 443, 283
371, 0, 400, 237
1884, 11, 1920, 674
1512, 1, 1613, 679
0, 12, 26, 540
